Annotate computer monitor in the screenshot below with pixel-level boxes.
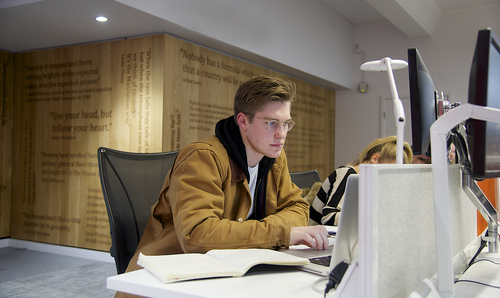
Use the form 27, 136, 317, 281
408, 48, 439, 157
329, 174, 359, 271
466, 28, 500, 180
296, 174, 359, 278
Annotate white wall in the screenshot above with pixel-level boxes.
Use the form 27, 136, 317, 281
334, 4, 500, 168
116, 0, 354, 90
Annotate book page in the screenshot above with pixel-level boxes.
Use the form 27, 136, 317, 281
206, 249, 309, 274
138, 253, 242, 283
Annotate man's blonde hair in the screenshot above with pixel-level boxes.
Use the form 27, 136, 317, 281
233, 75, 296, 122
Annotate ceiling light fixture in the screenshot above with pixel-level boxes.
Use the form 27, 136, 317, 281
95, 16, 108, 22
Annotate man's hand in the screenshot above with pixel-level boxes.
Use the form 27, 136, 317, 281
290, 226, 329, 250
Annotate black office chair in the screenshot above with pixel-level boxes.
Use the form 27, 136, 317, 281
97, 147, 178, 274
290, 170, 321, 189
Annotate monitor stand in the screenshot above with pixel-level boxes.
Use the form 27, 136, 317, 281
431, 103, 500, 298
462, 172, 499, 252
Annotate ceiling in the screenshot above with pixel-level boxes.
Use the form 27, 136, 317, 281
321, 0, 499, 24
1, 0, 497, 53
321, 0, 500, 38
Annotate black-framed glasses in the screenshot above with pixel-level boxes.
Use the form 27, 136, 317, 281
246, 113, 295, 132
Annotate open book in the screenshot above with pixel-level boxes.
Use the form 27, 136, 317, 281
138, 248, 310, 283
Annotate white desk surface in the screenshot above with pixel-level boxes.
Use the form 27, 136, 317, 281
455, 252, 500, 298
108, 266, 332, 298
107, 241, 335, 298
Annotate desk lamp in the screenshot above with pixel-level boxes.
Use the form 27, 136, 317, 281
361, 58, 408, 164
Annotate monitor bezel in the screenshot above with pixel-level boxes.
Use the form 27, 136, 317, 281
408, 47, 438, 157
467, 28, 500, 180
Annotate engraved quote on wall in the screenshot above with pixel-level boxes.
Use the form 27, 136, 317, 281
169, 42, 334, 172
10, 34, 334, 251
12, 37, 162, 250
0, 51, 14, 238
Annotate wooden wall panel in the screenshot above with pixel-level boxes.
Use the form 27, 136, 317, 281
160, 34, 335, 175
11, 36, 165, 250
10, 34, 334, 251
0, 51, 14, 238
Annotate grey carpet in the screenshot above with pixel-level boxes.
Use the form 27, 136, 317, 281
0, 247, 117, 298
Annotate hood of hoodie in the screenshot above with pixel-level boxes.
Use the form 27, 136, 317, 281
215, 115, 275, 182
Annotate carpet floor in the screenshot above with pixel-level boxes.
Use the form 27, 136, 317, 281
0, 247, 117, 298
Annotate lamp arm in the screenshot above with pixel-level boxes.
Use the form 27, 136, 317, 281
382, 57, 405, 164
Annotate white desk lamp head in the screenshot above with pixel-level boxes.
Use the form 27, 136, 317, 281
360, 57, 408, 164
360, 58, 408, 72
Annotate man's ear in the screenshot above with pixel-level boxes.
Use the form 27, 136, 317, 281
236, 112, 248, 130
369, 153, 380, 164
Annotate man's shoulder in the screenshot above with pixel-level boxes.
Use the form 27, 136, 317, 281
269, 149, 288, 173
179, 135, 228, 158
186, 135, 224, 149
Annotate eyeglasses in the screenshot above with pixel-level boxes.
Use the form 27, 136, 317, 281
246, 113, 295, 132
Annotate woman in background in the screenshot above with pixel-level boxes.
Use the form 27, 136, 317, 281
309, 136, 413, 226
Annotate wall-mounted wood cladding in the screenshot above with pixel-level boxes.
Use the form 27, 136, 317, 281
1, 51, 14, 238
10, 34, 335, 251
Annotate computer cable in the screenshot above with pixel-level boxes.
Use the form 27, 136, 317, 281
454, 279, 500, 290
469, 258, 500, 266
456, 245, 500, 291
324, 261, 350, 297
311, 276, 329, 295
467, 230, 488, 269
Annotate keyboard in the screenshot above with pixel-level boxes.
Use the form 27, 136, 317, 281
309, 255, 331, 267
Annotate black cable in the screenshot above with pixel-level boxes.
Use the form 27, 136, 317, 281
324, 261, 350, 297
455, 279, 500, 290
470, 258, 500, 266
467, 230, 488, 269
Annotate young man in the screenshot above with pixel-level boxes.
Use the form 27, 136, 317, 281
125, 75, 328, 273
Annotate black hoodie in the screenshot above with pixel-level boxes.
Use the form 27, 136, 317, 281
215, 115, 275, 220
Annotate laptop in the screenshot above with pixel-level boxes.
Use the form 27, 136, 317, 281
284, 174, 359, 276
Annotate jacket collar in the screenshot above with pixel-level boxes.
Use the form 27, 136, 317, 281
229, 158, 246, 182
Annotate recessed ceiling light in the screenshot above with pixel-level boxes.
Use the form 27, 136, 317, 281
96, 16, 108, 22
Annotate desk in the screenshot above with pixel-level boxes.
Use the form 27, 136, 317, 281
455, 252, 500, 298
107, 265, 331, 298
107, 242, 335, 298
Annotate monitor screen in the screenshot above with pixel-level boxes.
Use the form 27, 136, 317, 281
466, 28, 500, 180
329, 174, 359, 272
408, 48, 438, 157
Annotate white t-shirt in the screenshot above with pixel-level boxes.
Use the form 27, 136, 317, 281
246, 164, 259, 219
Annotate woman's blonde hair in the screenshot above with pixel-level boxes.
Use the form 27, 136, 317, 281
352, 136, 413, 165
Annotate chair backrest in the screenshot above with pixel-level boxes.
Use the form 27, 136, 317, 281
97, 147, 178, 274
290, 170, 322, 189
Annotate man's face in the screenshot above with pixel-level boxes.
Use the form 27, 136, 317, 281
239, 101, 292, 166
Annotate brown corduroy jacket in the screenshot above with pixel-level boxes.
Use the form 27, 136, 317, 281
125, 135, 309, 273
